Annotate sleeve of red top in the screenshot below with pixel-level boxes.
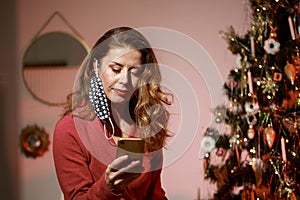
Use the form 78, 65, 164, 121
144, 149, 168, 199
52, 116, 122, 200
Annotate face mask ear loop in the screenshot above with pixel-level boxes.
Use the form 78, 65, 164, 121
93, 58, 115, 140
104, 117, 115, 140
93, 58, 99, 78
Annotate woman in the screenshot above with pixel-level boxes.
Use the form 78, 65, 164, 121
53, 27, 172, 199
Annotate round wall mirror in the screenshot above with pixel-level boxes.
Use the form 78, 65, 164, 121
22, 31, 89, 106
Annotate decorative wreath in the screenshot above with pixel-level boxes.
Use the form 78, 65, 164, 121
19, 124, 50, 158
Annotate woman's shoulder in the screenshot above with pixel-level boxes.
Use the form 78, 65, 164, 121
53, 114, 88, 150
54, 113, 99, 140
55, 113, 76, 131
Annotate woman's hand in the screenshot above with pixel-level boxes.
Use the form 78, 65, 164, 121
105, 155, 144, 194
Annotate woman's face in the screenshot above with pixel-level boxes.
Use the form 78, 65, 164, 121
99, 48, 143, 104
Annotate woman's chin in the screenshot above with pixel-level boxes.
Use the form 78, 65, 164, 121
110, 95, 129, 104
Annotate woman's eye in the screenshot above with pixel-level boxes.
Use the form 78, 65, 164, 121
130, 67, 142, 76
111, 67, 121, 73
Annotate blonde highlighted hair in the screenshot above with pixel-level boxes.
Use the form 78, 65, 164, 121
63, 27, 172, 151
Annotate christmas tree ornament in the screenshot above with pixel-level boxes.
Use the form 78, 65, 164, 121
244, 98, 259, 114
247, 125, 256, 139
260, 72, 278, 96
215, 148, 225, 157
264, 124, 276, 148
246, 113, 257, 140
288, 16, 296, 40
200, 136, 216, 154
251, 158, 264, 184
273, 71, 282, 82
264, 38, 280, 55
281, 137, 287, 163
247, 69, 254, 94
284, 62, 297, 85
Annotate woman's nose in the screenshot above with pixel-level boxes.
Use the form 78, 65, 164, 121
119, 69, 128, 84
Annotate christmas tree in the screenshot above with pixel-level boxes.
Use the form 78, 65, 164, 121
201, 0, 300, 199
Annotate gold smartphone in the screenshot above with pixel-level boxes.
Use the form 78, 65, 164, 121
116, 138, 145, 162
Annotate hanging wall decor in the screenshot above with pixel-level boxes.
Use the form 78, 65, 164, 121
19, 124, 50, 158
22, 11, 89, 106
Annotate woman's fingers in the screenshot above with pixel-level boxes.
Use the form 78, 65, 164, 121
109, 155, 129, 170
119, 160, 143, 173
110, 154, 143, 173
105, 156, 144, 193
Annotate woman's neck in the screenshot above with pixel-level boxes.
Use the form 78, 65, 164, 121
111, 102, 133, 138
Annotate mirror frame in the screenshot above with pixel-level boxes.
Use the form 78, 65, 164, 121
22, 31, 90, 106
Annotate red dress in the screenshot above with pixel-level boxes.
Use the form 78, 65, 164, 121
53, 113, 167, 200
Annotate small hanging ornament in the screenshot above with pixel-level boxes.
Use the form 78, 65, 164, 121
246, 114, 257, 140
244, 97, 259, 115
247, 125, 256, 139
251, 158, 264, 184
263, 27, 280, 55
200, 136, 216, 153
264, 38, 280, 55
284, 62, 297, 85
264, 124, 276, 148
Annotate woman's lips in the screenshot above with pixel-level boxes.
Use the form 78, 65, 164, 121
113, 88, 127, 96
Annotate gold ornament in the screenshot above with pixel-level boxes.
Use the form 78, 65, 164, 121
284, 62, 297, 85
264, 124, 276, 148
251, 158, 264, 184
260, 72, 278, 96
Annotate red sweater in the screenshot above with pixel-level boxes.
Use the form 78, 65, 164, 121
53, 114, 167, 200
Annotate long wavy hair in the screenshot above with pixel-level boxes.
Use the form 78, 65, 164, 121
63, 27, 172, 151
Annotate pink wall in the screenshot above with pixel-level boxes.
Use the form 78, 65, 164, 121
16, 0, 249, 199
